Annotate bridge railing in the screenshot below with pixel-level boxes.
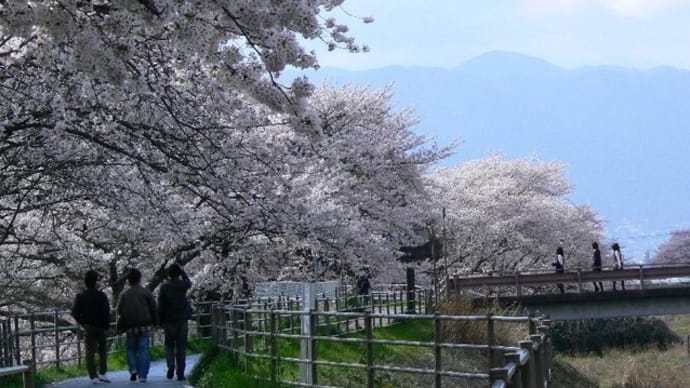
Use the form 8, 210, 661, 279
209, 294, 553, 388
447, 263, 690, 296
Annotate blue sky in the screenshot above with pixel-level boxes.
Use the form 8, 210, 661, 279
302, 1, 690, 262
311, 0, 690, 71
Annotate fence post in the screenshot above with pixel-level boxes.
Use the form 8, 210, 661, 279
323, 299, 331, 331
29, 314, 36, 366
406, 268, 415, 314
434, 314, 442, 388
576, 268, 583, 292
231, 308, 239, 362
54, 310, 60, 368
528, 315, 536, 335
520, 340, 536, 388
270, 311, 278, 386
530, 334, 545, 388
221, 305, 228, 348
210, 305, 218, 344
487, 313, 497, 369
1, 320, 8, 366
22, 359, 35, 388
489, 367, 509, 387
310, 309, 318, 386
245, 309, 253, 354
386, 293, 391, 326
505, 352, 523, 388
14, 316, 21, 365
538, 324, 552, 381
365, 312, 374, 388
515, 272, 522, 297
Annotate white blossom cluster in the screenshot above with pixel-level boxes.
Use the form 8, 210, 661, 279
429, 155, 603, 277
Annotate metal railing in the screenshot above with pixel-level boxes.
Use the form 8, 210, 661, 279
208, 290, 552, 387
447, 263, 690, 297
0, 302, 215, 371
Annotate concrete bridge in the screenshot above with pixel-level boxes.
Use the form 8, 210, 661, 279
446, 264, 690, 320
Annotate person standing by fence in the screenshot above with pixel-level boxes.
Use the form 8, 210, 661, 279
592, 242, 604, 292
117, 268, 158, 383
611, 243, 625, 291
158, 263, 192, 381
552, 246, 565, 293
71, 270, 112, 384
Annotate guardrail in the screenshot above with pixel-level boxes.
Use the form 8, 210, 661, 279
209, 291, 552, 387
0, 360, 34, 388
489, 320, 552, 388
447, 263, 690, 297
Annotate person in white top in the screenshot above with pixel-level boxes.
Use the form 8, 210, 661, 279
611, 243, 625, 291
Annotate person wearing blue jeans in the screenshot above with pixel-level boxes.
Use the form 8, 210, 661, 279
126, 330, 151, 382
158, 263, 193, 381
117, 268, 158, 383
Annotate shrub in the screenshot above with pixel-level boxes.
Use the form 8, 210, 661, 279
551, 317, 682, 355
438, 298, 527, 345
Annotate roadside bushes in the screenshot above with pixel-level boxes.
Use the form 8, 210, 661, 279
551, 317, 681, 355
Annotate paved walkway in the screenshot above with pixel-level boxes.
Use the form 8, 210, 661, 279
45, 354, 201, 388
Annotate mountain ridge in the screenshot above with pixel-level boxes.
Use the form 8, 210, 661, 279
286, 51, 690, 260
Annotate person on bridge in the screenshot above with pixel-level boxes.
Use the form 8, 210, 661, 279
611, 243, 625, 291
592, 242, 604, 292
71, 269, 111, 384
552, 246, 565, 293
158, 263, 193, 381
117, 268, 158, 383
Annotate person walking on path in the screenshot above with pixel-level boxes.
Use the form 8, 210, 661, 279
117, 268, 158, 383
71, 270, 112, 384
158, 263, 193, 381
611, 243, 625, 291
552, 246, 565, 294
591, 242, 604, 292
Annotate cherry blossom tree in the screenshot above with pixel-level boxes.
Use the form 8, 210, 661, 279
652, 229, 690, 264
0, 0, 392, 310
1, 77, 448, 311
428, 155, 603, 276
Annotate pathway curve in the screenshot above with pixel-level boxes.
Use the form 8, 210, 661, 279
45, 354, 201, 388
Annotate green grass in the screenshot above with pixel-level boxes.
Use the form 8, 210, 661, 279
191, 318, 545, 388
0, 336, 213, 388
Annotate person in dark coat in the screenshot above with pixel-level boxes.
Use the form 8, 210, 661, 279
117, 268, 158, 383
611, 243, 625, 291
552, 246, 565, 293
158, 263, 193, 381
592, 242, 604, 292
71, 269, 111, 384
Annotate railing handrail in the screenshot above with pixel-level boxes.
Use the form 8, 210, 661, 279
448, 264, 690, 291
212, 290, 553, 388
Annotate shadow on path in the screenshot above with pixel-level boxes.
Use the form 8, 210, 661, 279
45, 354, 201, 388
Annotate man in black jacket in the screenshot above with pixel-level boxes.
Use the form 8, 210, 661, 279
72, 270, 111, 384
158, 263, 193, 381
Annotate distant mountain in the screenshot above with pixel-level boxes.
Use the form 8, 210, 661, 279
284, 51, 690, 261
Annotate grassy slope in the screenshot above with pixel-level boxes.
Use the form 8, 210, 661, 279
192, 315, 690, 387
